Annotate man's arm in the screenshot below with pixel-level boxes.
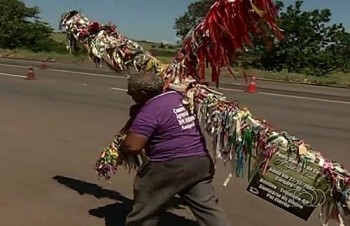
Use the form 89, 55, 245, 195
120, 132, 148, 154
119, 105, 157, 154
119, 104, 144, 134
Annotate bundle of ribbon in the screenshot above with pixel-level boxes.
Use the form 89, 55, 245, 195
60, 0, 349, 224
94, 134, 140, 179
162, 0, 283, 88
94, 104, 147, 179
184, 83, 350, 224
59, 10, 163, 75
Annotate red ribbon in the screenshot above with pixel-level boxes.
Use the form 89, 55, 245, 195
170, 0, 282, 84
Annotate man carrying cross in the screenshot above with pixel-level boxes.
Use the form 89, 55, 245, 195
119, 72, 231, 226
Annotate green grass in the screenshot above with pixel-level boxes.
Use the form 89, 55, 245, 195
240, 68, 350, 87
217, 67, 350, 88
0, 48, 87, 63
51, 32, 179, 52
52, 32, 67, 43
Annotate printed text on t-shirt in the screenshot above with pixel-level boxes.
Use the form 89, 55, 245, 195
173, 105, 195, 130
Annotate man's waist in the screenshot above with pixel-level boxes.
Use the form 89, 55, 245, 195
147, 151, 208, 162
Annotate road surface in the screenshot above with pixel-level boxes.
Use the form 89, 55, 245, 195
1, 57, 350, 101
0, 62, 349, 226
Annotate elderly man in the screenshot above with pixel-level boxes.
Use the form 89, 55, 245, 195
120, 72, 231, 226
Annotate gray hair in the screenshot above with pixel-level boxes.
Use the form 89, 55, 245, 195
128, 72, 164, 96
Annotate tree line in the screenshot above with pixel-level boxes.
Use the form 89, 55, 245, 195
1, 0, 349, 76
174, 0, 350, 76
0, 0, 69, 53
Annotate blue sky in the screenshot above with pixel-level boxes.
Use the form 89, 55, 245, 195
22, 0, 350, 43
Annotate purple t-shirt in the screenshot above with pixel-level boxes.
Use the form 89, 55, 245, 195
129, 90, 208, 162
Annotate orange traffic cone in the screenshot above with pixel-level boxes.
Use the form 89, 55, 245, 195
246, 76, 256, 93
26, 66, 35, 80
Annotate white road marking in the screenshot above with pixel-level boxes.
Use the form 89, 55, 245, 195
0, 62, 128, 79
259, 91, 350, 105
49, 69, 128, 79
0, 63, 31, 69
219, 86, 350, 105
0, 72, 26, 78
110, 87, 127, 92
218, 87, 244, 92
0, 58, 58, 65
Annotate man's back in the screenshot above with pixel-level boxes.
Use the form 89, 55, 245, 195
129, 90, 208, 162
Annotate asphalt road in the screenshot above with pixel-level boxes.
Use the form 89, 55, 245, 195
1, 63, 350, 226
1, 57, 350, 101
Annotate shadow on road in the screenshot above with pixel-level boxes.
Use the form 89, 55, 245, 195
52, 175, 197, 226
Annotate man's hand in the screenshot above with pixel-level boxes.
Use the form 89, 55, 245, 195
120, 134, 127, 141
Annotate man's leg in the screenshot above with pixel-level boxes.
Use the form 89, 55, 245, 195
125, 163, 180, 226
179, 178, 231, 226
126, 155, 218, 226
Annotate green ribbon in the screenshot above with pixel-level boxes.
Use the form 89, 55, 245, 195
236, 128, 254, 179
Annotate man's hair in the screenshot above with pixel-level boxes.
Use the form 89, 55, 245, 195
128, 72, 164, 96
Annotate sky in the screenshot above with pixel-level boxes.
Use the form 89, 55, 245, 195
22, 0, 350, 44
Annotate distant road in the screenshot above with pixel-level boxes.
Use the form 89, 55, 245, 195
1, 57, 350, 103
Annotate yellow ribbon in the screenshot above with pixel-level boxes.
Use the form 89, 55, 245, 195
250, 0, 266, 17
